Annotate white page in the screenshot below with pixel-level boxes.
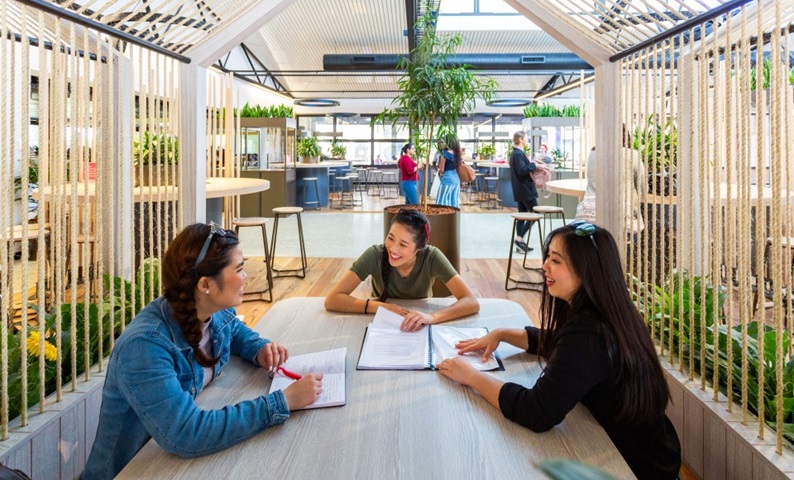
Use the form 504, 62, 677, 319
267, 348, 346, 409
357, 327, 429, 370
371, 306, 407, 330
431, 326, 500, 371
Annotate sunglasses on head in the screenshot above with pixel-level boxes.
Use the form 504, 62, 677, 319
568, 220, 598, 250
194, 222, 227, 267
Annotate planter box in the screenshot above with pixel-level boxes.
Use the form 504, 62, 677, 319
522, 117, 581, 129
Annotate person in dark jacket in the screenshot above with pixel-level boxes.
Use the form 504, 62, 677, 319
437, 222, 681, 480
508, 131, 538, 252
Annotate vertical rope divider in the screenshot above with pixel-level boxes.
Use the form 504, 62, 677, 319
738, 5, 751, 424
698, 42, 708, 388
137, 46, 145, 313
770, 1, 784, 452
649, 44, 660, 351
673, 34, 684, 370
164, 55, 173, 296
53, 17, 65, 406
93, 25, 105, 370
618, 60, 626, 276
663, 38, 675, 364
723, 13, 734, 411
0, 0, 10, 436
8, 8, 21, 422
640, 47, 655, 344
19, 3, 31, 418
147, 48, 155, 304
119, 46, 129, 332
783, 16, 793, 357
754, 0, 767, 439
105, 34, 115, 355
686, 26, 697, 380
36, 8, 49, 412
131, 46, 139, 315
633, 53, 647, 331
81, 25, 92, 382
710, 35, 722, 401
150, 51, 160, 305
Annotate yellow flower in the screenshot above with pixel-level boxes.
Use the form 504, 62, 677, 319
26, 331, 57, 362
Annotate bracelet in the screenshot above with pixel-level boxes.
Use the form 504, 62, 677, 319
364, 299, 370, 314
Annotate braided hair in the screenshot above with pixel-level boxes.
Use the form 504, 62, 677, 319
378, 209, 430, 302
162, 223, 240, 368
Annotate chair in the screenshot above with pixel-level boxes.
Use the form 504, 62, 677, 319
270, 206, 307, 279
302, 177, 321, 210
232, 217, 274, 302
533, 205, 566, 236
505, 213, 545, 291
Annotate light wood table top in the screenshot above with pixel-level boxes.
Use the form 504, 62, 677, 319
545, 178, 587, 201
33, 177, 269, 202
119, 297, 632, 480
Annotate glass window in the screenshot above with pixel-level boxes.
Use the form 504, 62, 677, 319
336, 116, 371, 140
373, 142, 403, 165
373, 118, 409, 140
298, 116, 333, 135
347, 142, 372, 166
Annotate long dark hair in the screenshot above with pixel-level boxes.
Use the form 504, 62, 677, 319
162, 223, 240, 368
447, 137, 462, 169
378, 209, 430, 302
539, 223, 669, 424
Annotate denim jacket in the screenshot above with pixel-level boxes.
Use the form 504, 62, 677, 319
83, 297, 290, 479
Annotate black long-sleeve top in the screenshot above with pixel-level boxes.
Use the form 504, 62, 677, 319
498, 310, 681, 480
508, 146, 537, 202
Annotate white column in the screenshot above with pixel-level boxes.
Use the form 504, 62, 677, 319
594, 62, 621, 234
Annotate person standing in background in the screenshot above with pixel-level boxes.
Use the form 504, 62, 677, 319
508, 131, 538, 252
398, 143, 419, 205
436, 138, 462, 208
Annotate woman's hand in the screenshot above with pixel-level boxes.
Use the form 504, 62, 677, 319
283, 374, 324, 411
437, 357, 478, 386
400, 310, 433, 332
455, 330, 502, 363
380, 303, 409, 316
257, 341, 289, 371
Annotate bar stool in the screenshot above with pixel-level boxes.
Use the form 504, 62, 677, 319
533, 205, 566, 237
328, 171, 336, 194
381, 171, 398, 199
302, 177, 321, 210
232, 217, 274, 302
355, 168, 369, 192
482, 176, 500, 209
270, 207, 307, 279
333, 175, 353, 209
505, 212, 545, 291
368, 170, 383, 196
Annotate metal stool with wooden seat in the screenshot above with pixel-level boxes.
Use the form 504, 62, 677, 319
381, 171, 398, 199
270, 206, 307, 279
505, 212, 545, 291
231, 217, 274, 302
302, 177, 321, 210
533, 205, 566, 236
482, 176, 500, 209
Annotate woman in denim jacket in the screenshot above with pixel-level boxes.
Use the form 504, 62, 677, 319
83, 223, 323, 479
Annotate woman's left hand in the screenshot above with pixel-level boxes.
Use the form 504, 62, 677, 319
400, 310, 433, 332
437, 357, 477, 386
257, 341, 289, 371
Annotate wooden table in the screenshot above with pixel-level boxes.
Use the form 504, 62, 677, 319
119, 297, 632, 479
545, 178, 587, 202
204, 177, 270, 225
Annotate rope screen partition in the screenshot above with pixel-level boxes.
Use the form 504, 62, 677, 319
0, 0, 182, 439
619, 1, 794, 454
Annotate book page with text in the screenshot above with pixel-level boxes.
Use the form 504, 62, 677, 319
268, 348, 346, 409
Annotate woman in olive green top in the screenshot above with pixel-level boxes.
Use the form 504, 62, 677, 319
324, 209, 479, 331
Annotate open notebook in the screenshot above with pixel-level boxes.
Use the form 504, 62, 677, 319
267, 348, 346, 409
357, 308, 503, 371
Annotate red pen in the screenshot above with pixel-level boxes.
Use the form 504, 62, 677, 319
276, 366, 302, 380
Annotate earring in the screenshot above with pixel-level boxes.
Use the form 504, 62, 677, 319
205, 290, 210, 294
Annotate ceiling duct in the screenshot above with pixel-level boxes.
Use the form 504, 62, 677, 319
323, 53, 591, 72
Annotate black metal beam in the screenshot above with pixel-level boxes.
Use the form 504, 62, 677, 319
610, 0, 754, 63
405, 0, 418, 53
324, 53, 592, 71
18, 0, 190, 63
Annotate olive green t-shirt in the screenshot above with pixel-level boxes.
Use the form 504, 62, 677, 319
350, 244, 457, 299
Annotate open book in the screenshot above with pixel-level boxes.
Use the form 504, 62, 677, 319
357, 308, 503, 371
268, 348, 346, 409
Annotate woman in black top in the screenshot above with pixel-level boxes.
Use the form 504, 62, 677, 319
437, 222, 681, 479
509, 131, 538, 252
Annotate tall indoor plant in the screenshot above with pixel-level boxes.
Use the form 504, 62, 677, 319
372, 3, 496, 295
373, 3, 497, 209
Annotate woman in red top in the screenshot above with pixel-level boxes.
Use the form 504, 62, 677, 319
397, 143, 419, 204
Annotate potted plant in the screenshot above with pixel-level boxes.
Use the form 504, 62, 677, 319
373, 2, 497, 295
133, 130, 179, 186
478, 143, 496, 160
329, 138, 347, 160
632, 114, 677, 196
297, 135, 321, 164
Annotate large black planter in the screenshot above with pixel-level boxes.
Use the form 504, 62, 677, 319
383, 204, 460, 297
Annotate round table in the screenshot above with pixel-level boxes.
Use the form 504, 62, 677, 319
545, 178, 587, 201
